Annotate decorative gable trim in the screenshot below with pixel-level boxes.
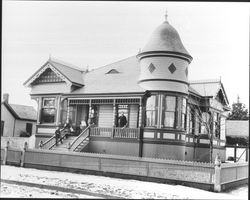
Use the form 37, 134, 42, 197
213, 82, 229, 105
24, 62, 72, 87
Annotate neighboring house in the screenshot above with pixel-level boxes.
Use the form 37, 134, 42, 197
226, 120, 249, 138
1, 94, 37, 137
23, 12, 230, 162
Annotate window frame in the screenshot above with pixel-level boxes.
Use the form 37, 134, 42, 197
26, 123, 33, 135
145, 95, 158, 128
189, 107, 195, 134
162, 95, 177, 128
41, 97, 57, 124
181, 98, 187, 130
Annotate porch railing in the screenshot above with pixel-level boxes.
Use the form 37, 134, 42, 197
39, 135, 56, 150
90, 127, 112, 137
114, 127, 139, 139
39, 127, 68, 150
89, 127, 139, 139
69, 125, 91, 151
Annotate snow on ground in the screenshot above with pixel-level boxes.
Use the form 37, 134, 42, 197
1, 182, 97, 198
0, 165, 248, 199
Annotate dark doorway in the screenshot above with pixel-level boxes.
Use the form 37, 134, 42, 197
26, 123, 33, 135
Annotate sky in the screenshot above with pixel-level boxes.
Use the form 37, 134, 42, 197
2, 1, 249, 110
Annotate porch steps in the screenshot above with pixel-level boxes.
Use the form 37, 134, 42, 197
51, 136, 76, 152
74, 138, 89, 152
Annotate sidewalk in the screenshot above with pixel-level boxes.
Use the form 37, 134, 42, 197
0, 165, 248, 199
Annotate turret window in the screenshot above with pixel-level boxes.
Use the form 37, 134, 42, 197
163, 96, 176, 127
145, 96, 157, 127
181, 98, 187, 130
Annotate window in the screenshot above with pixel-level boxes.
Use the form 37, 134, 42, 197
189, 107, 195, 134
1, 121, 4, 136
26, 123, 33, 135
164, 96, 176, 127
214, 113, 220, 138
41, 98, 56, 123
146, 96, 157, 127
181, 98, 187, 129
60, 99, 68, 124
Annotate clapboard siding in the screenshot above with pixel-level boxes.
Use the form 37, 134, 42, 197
98, 105, 113, 127
129, 105, 138, 128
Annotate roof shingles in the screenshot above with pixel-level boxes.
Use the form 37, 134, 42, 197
71, 56, 145, 94
9, 104, 37, 121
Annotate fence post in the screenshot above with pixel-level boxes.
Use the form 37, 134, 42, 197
3, 141, 10, 165
214, 153, 221, 192
20, 142, 28, 167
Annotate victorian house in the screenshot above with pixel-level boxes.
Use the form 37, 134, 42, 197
24, 13, 230, 162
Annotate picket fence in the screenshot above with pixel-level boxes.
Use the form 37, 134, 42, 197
0, 142, 248, 192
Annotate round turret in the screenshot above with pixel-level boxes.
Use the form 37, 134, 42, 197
137, 11, 192, 94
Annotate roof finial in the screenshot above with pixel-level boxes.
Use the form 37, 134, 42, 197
49, 54, 51, 60
237, 94, 240, 104
164, 9, 168, 22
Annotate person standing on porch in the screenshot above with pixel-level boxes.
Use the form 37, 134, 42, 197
119, 112, 127, 128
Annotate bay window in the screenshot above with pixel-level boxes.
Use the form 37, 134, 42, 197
41, 98, 56, 123
181, 98, 187, 129
163, 96, 176, 127
189, 107, 195, 134
214, 113, 220, 138
146, 96, 157, 127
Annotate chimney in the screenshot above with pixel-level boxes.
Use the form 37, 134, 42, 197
3, 93, 9, 104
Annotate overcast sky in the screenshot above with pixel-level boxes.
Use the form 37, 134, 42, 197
2, 1, 249, 110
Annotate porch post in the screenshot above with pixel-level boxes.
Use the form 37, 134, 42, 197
111, 99, 116, 139
138, 97, 143, 157
138, 99, 143, 128
56, 96, 61, 126
88, 99, 92, 124
37, 97, 42, 124
66, 99, 70, 122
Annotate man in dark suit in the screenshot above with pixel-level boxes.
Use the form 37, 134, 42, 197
119, 112, 127, 128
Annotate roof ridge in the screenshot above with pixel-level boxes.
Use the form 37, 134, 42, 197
90, 55, 136, 72
49, 57, 85, 72
9, 103, 36, 109
189, 79, 220, 84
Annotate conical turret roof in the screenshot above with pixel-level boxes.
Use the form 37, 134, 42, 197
141, 14, 191, 57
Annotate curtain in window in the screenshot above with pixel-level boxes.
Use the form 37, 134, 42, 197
181, 98, 187, 129
146, 96, 157, 127
164, 96, 176, 127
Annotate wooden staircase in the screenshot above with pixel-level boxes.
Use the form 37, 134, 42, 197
50, 136, 76, 152
68, 125, 91, 152
39, 126, 91, 152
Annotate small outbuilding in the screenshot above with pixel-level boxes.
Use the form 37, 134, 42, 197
1, 94, 37, 137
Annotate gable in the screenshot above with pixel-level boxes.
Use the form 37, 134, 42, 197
1, 102, 18, 119
106, 69, 120, 74
32, 68, 64, 85
215, 89, 226, 105
24, 61, 72, 87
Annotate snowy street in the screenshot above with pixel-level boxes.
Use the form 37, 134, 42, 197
0, 165, 248, 199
